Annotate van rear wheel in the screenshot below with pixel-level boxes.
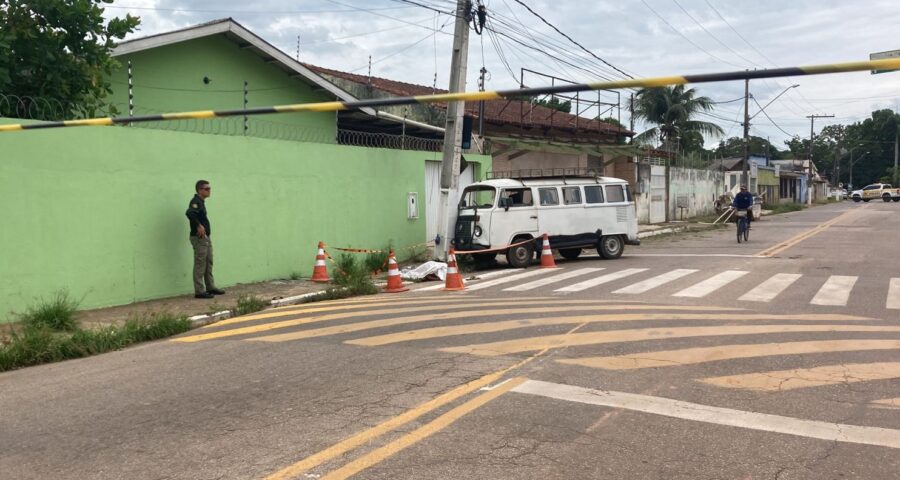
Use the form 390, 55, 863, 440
507, 242, 533, 268
599, 235, 624, 259
559, 248, 582, 260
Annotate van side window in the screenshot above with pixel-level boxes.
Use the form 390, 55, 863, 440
606, 185, 626, 202
623, 184, 633, 202
562, 187, 582, 205
501, 188, 533, 207
538, 188, 559, 206
584, 186, 604, 204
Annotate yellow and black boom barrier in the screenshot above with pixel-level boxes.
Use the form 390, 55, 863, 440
2, 58, 899, 133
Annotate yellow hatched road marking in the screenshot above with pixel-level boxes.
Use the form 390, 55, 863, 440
347, 313, 869, 347
872, 398, 900, 409
250, 306, 737, 344
700, 362, 900, 391
756, 208, 859, 257
442, 324, 896, 357
558, 339, 900, 370
176, 299, 619, 343
261, 323, 588, 480
319, 377, 527, 480
210, 296, 516, 328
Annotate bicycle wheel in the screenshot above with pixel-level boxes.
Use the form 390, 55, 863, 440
736, 218, 744, 243
743, 223, 749, 242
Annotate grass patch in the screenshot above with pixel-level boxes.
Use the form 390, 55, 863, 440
764, 203, 804, 215
334, 254, 379, 295
19, 290, 79, 332
234, 294, 268, 316
289, 271, 303, 281
302, 288, 354, 303
364, 244, 392, 274
0, 312, 190, 373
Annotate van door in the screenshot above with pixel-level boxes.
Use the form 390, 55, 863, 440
494, 187, 538, 243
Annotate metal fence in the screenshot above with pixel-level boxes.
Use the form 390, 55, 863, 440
336, 129, 443, 152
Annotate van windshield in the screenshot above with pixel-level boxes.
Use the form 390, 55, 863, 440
459, 186, 496, 209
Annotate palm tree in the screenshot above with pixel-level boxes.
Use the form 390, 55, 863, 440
629, 85, 724, 151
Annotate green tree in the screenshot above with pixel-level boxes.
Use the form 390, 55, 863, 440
629, 85, 724, 150
0, 0, 140, 119
533, 95, 571, 113
716, 136, 783, 159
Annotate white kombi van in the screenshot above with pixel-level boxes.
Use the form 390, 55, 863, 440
453, 175, 640, 267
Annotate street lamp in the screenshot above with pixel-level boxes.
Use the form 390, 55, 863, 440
749, 84, 800, 121
849, 149, 870, 191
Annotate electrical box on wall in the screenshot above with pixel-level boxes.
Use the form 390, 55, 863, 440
407, 192, 418, 219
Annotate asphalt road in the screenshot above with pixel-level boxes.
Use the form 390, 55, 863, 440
2, 201, 899, 479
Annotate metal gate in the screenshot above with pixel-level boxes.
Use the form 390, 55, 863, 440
650, 165, 666, 224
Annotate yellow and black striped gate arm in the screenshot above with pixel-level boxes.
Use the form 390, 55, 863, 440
2, 58, 899, 133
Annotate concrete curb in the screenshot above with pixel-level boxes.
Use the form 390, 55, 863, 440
637, 226, 687, 239
188, 289, 342, 329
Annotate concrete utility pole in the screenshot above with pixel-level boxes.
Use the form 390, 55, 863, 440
806, 114, 834, 204
895, 126, 899, 185
436, 0, 472, 260
742, 77, 750, 191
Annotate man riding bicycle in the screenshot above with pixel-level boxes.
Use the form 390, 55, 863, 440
732, 185, 754, 229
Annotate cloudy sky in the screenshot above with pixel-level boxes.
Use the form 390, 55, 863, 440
103, 0, 900, 148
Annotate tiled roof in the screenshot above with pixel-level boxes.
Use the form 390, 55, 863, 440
306, 64, 631, 136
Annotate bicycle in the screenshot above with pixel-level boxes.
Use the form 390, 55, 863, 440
735, 208, 749, 243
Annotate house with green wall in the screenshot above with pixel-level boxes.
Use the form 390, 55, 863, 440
0, 19, 489, 320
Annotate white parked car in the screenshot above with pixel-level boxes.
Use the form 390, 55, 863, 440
453, 176, 640, 267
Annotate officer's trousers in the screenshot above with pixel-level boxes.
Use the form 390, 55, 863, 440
190, 236, 217, 294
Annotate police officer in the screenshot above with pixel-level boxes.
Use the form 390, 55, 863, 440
186, 180, 225, 299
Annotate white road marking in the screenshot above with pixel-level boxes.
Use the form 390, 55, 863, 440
512, 380, 900, 450
504, 268, 604, 292
413, 269, 517, 292
554, 269, 649, 293
672, 270, 749, 298
464, 268, 555, 292
738, 273, 802, 303
888, 278, 900, 310
810, 275, 858, 306
613, 269, 698, 294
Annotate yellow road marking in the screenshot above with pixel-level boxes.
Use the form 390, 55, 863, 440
176, 300, 644, 343
211, 297, 497, 328
251, 306, 737, 344
872, 398, 900, 409
442, 324, 897, 357
756, 208, 859, 257
700, 362, 900, 391
319, 377, 527, 480
347, 313, 868, 347
558, 339, 900, 370
261, 324, 587, 480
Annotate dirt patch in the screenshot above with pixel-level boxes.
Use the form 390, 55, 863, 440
74, 279, 332, 330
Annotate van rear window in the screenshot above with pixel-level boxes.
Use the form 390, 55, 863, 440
606, 185, 626, 203
585, 186, 604, 204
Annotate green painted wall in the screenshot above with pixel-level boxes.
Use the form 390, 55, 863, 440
0, 120, 489, 321
107, 35, 337, 142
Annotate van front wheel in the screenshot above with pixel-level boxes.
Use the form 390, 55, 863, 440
507, 242, 533, 268
599, 235, 624, 259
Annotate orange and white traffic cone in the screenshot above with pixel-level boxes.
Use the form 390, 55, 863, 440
539, 233, 558, 268
384, 249, 409, 293
443, 248, 465, 291
310, 241, 330, 283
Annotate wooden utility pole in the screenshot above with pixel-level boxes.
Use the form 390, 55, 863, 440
436, 0, 472, 260
806, 114, 834, 204
742, 77, 750, 191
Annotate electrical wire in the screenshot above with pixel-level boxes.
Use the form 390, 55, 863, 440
639, 0, 743, 69
349, 18, 452, 73
752, 95, 794, 137
508, 0, 635, 79
103, 3, 418, 14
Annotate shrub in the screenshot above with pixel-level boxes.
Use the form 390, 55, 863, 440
19, 290, 79, 332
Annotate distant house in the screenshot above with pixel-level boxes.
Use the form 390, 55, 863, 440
304, 64, 636, 177
712, 154, 777, 202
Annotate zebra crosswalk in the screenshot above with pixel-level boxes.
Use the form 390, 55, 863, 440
416, 266, 900, 310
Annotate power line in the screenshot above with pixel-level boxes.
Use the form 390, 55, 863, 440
752, 95, 794, 137
104, 3, 418, 14
670, 0, 757, 67
639, 0, 743, 68
349, 18, 453, 73
508, 0, 635, 79
300, 16, 436, 45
